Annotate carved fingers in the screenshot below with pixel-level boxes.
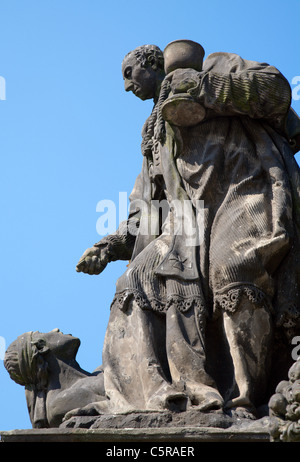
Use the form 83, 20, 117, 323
76, 245, 109, 275
164, 68, 202, 95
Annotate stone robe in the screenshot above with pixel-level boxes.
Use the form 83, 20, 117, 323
101, 52, 300, 412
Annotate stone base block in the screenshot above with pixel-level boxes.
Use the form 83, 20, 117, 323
0, 425, 270, 443
1, 412, 271, 443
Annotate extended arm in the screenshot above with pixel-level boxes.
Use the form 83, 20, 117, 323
76, 213, 139, 275
167, 53, 291, 126
193, 68, 291, 121
76, 171, 144, 275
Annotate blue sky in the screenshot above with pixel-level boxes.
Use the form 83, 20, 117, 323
0, 0, 299, 431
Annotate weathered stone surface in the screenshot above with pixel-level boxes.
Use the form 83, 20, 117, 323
3, 40, 300, 437
60, 409, 234, 430
0, 423, 270, 443
268, 357, 300, 442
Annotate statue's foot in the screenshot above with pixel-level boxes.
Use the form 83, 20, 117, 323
165, 393, 189, 412
225, 395, 257, 419
194, 393, 224, 412
225, 395, 252, 409
186, 383, 224, 412
146, 384, 189, 412
62, 400, 110, 422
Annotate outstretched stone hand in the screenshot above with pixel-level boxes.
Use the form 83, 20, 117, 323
76, 243, 111, 275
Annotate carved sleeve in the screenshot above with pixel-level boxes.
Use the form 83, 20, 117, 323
95, 214, 139, 262
192, 67, 291, 123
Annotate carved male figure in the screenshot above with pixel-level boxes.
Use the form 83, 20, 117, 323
5, 41, 300, 426
75, 42, 300, 419
4, 329, 106, 427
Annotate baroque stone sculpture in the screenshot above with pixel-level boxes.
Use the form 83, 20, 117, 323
269, 357, 300, 442
4, 40, 300, 434
4, 329, 105, 428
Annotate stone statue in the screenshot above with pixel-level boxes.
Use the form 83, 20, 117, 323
269, 358, 300, 441
4, 329, 105, 428
5, 40, 300, 430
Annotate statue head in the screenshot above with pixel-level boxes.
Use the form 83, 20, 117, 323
4, 329, 81, 428
122, 45, 165, 101
4, 329, 80, 386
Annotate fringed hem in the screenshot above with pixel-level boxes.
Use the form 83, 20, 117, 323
110, 288, 206, 315
214, 283, 272, 315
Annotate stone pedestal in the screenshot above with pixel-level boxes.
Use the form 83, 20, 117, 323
0, 425, 270, 443
1, 412, 272, 443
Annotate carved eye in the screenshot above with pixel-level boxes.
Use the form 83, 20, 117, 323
124, 67, 132, 79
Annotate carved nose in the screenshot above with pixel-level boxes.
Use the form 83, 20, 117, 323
124, 79, 134, 92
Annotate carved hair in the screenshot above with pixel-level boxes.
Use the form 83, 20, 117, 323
124, 45, 164, 71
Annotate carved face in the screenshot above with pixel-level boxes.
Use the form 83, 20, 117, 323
122, 54, 159, 101
41, 329, 80, 360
